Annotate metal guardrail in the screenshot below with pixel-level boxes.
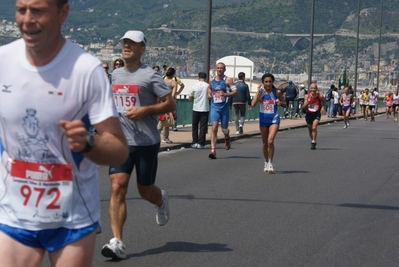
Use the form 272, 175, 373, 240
175, 96, 384, 126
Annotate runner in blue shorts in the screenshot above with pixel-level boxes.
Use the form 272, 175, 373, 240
0, 1, 128, 266
250, 73, 286, 173
207, 62, 237, 159
339, 87, 353, 128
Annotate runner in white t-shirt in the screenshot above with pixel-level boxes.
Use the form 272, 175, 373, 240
0, 1, 128, 266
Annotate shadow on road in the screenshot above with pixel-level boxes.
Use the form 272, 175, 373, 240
338, 203, 399, 211
129, 241, 232, 258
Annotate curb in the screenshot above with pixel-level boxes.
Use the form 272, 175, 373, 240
159, 113, 374, 152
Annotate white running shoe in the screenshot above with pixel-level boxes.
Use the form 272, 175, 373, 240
263, 162, 270, 172
156, 190, 170, 226
235, 131, 240, 134
191, 143, 198, 149
343, 125, 347, 129
101, 238, 126, 260
269, 163, 275, 174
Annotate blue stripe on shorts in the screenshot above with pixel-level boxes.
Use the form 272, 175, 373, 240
0, 222, 98, 252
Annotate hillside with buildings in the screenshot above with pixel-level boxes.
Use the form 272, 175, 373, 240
1, 0, 398, 87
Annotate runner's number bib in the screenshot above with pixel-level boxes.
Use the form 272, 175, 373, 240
9, 160, 73, 223
260, 99, 275, 114
212, 90, 225, 104
112, 84, 140, 113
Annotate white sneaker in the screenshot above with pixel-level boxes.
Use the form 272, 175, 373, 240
263, 162, 270, 172
191, 143, 198, 149
235, 131, 240, 134
156, 190, 169, 226
269, 163, 275, 174
343, 125, 347, 129
101, 238, 126, 260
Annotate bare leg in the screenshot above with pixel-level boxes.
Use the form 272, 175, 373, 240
0, 231, 45, 267
49, 231, 96, 267
137, 183, 163, 207
311, 120, 319, 141
210, 122, 219, 150
109, 173, 130, 240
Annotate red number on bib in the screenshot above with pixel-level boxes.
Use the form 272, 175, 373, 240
34, 187, 45, 208
20, 186, 61, 210
47, 188, 61, 209
20, 185, 31, 206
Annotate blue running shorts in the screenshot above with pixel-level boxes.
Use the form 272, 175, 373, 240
210, 105, 230, 127
0, 222, 98, 252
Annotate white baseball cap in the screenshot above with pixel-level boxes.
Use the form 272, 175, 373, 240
120, 30, 147, 45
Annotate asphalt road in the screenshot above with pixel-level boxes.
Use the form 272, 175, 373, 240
43, 115, 399, 267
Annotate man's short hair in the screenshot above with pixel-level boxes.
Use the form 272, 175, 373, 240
238, 72, 245, 80
216, 62, 226, 70
198, 72, 207, 79
55, 0, 68, 9
162, 65, 168, 71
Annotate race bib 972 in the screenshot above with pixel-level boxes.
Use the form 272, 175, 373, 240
9, 160, 73, 223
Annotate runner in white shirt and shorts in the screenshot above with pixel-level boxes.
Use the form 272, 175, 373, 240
0, 1, 128, 266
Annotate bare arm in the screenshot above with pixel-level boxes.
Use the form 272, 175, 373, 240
302, 94, 311, 110
207, 83, 212, 100
59, 117, 128, 165
171, 81, 177, 98
177, 82, 185, 95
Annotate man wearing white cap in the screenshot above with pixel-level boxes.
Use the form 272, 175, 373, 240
102, 30, 176, 260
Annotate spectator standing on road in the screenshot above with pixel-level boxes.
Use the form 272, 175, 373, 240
159, 67, 177, 143
331, 86, 339, 118
283, 80, 297, 117
339, 87, 353, 128
101, 30, 175, 260
295, 84, 307, 117
326, 84, 335, 117
250, 73, 286, 173
232, 72, 251, 134
188, 72, 210, 149
362, 88, 370, 120
163, 66, 185, 131
0, 0, 129, 266
208, 62, 237, 159
303, 83, 326, 149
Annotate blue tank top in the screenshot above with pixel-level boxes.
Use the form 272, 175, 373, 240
211, 76, 229, 110
259, 87, 280, 124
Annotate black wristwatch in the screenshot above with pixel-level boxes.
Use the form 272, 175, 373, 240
78, 133, 95, 154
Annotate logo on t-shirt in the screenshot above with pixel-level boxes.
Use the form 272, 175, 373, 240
2, 85, 11, 93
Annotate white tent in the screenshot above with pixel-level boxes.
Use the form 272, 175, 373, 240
216, 56, 254, 81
